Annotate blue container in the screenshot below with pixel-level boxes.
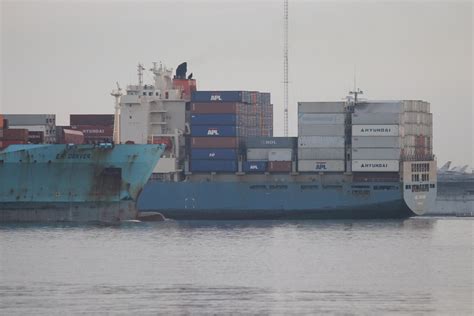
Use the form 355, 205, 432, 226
191, 125, 237, 137
191, 114, 237, 126
192, 91, 244, 103
191, 160, 238, 173
191, 149, 237, 160
243, 161, 267, 173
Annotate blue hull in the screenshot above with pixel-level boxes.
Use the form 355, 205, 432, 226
0, 144, 165, 222
138, 181, 413, 220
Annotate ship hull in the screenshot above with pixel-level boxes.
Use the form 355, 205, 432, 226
0, 144, 164, 223
138, 181, 415, 220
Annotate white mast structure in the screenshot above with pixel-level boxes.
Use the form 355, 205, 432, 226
111, 82, 122, 144
283, 0, 289, 136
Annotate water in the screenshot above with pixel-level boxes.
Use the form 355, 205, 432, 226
1, 218, 472, 315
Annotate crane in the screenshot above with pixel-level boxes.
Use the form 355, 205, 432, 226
111, 82, 122, 144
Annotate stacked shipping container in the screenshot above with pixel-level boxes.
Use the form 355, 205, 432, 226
69, 114, 114, 144
297, 102, 346, 172
189, 91, 273, 173
351, 101, 433, 173
245, 137, 296, 173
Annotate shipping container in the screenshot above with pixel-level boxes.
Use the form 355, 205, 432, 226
352, 125, 399, 137
190, 160, 238, 173
247, 148, 270, 161
1, 128, 29, 141
298, 102, 345, 113
192, 91, 245, 103
298, 136, 345, 148
191, 114, 237, 126
298, 160, 345, 172
297, 148, 345, 160
0, 114, 3, 129
63, 129, 84, 144
191, 102, 238, 114
191, 125, 237, 137
4, 114, 55, 126
351, 148, 401, 160
352, 136, 400, 148
298, 124, 345, 136
268, 161, 292, 172
298, 113, 345, 125
70, 125, 113, 137
352, 160, 400, 172
191, 137, 238, 148
70, 114, 114, 126
191, 148, 237, 160
0, 140, 27, 148
28, 131, 44, 144
354, 102, 404, 114
245, 137, 296, 148
243, 161, 267, 173
2, 119, 7, 129
268, 148, 293, 161
352, 113, 402, 125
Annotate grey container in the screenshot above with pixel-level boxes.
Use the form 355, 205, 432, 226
4, 114, 55, 126
351, 148, 401, 160
298, 102, 345, 113
298, 148, 345, 160
268, 148, 293, 161
352, 113, 401, 125
298, 113, 345, 125
299, 124, 345, 136
298, 136, 345, 148
246, 148, 270, 161
354, 101, 404, 114
352, 136, 400, 148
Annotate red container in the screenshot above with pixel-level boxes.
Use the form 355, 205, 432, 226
70, 114, 114, 126
28, 131, 44, 144
0, 114, 3, 129
63, 129, 84, 144
268, 161, 292, 172
191, 137, 238, 148
2, 129, 29, 141
1, 139, 26, 148
70, 125, 113, 137
191, 102, 238, 114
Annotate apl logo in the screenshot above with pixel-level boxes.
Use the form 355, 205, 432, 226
250, 165, 259, 170
207, 129, 220, 136
315, 163, 327, 170
210, 95, 222, 101
208, 152, 216, 157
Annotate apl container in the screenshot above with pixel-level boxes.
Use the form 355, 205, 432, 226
352, 125, 399, 137
297, 148, 345, 160
191, 148, 237, 160
268, 161, 292, 172
191, 137, 238, 148
191, 114, 237, 126
191, 126, 237, 137
190, 160, 238, 173
352, 160, 400, 172
298, 136, 345, 148
352, 136, 400, 148
243, 161, 267, 173
192, 91, 244, 103
351, 148, 401, 160
298, 124, 345, 136
298, 160, 345, 172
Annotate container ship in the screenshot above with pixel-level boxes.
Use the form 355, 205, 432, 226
0, 142, 165, 222
115, 62, 437, 219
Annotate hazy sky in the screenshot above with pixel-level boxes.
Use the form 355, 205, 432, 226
1, 0, 473, 166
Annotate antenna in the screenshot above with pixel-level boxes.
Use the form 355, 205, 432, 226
349, 66, 363, 103
137, 63, 145, 87
283, 0, 289, 137
111, 82, 123, 144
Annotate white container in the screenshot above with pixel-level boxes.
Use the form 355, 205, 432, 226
298, 113, 345, 125
351, 148, 401, 160
247, 148, 270, 161
352, 113, 401, 125
298, 160, 345, 172
352, 125, 399, 137
352, 136, 400, 148
298, 136, 345, 148
299, 124, 345, 136
268, 148, 293, 161
352, 160, 400, 172
298, 102, 345, 113
298, 148, 345, 160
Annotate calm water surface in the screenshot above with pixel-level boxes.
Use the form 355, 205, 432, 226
0, 218, 472, 315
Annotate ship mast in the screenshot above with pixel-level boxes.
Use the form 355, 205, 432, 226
283, 0, 289, 137
111, 82, 122, 144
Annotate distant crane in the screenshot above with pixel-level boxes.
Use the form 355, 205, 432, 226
283, 0, 289, 137
111, 82, 122, 144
